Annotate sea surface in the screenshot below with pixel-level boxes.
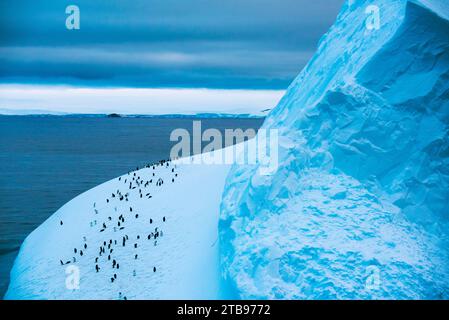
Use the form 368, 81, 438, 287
0, 115, 264, 298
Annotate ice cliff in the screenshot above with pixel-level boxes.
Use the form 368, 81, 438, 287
219, 0, 449, 299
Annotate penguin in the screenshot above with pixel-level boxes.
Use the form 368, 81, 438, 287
80, 250, 83, 256
135, 214, 139, 219
153, 267, 156, 272
60, 260, 64, 265
60, 221, 63, 226
134, 243, 137, 248
74, 248, 77, 254
163, 216, 166, 222
135, 254, 138, 260
96, 265, 100, 272
84, 243, 87, 249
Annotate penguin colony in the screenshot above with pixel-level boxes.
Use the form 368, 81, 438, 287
58, 159, 177, 300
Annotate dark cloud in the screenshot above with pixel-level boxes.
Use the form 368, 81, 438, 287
0, 0, 343, 89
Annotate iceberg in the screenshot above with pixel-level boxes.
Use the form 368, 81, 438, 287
5, 0, 449, 300
219, 0, 449, 299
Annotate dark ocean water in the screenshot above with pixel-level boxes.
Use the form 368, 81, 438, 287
0, 115, 264, 298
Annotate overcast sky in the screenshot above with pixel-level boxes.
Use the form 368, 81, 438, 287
0, 0, 343, 113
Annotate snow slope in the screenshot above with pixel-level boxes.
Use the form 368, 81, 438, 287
5, 153, 230, 299
219, 0, 449, 299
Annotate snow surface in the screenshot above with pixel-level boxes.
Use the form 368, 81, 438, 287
5, 152, 230, 299
219, 0, 449, 299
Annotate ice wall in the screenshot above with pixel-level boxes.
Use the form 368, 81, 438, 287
219, 0, 449, 299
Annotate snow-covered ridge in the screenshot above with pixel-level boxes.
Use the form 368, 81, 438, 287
219, 0, 449, 299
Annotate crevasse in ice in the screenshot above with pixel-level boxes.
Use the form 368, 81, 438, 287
219, 0, 449, 299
